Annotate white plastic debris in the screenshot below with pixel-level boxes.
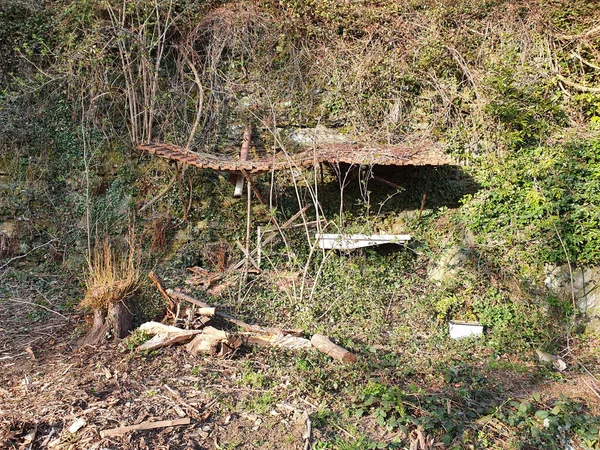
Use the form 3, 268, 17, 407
316, 234, 411, 250
68, 418, 86, 434
448, 321, 483, 339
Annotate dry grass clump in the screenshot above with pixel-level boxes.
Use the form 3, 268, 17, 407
81, 234, 140, 311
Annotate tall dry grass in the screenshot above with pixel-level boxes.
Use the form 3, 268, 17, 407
81, 233, 140, 311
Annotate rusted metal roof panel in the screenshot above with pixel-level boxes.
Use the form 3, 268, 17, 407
138, 141, 453, 174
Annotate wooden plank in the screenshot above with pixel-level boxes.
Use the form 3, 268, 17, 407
100, 418, 191, 438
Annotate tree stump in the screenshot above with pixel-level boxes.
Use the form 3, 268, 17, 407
81, 299, 134, 345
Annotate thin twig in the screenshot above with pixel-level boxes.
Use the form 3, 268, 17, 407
0, 239, 58, 272
4, 298, 70, 321
303, 411, 312, 450
140, 176, 176, 212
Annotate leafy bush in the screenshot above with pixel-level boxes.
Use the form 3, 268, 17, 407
461, 138, 600, 268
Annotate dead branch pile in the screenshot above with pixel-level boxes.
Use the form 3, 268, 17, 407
144, 272, 356, 363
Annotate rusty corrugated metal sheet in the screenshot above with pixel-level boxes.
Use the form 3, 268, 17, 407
138, 141, 453, 173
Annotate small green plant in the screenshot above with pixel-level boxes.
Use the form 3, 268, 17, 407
246, 392, 275, 415
146, 389, 158, 397
240, 364, 267, 389
123, 328, 150, 352
474, 396, 600, 449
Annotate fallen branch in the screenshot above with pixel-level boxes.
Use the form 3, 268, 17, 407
5, 298, 70, 321
139, 176, 176, 212
149, 271, 175, 309
0, 239, 58, 273
555, 23, 600, 41
167, 289, 303, 336
99, 417, 190, 438
166, 289, 210, 308
556, 74, 600, 93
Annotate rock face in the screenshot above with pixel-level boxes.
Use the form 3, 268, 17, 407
428, 246, 470, 283
286, 126, 354, 146
545, 265, 600, 330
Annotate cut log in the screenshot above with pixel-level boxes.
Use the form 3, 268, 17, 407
138, 330, 202, 352
311, 334, 356, 364
246, 334, 312, 350
100, 417, 190, 438
197, 307, 216, 316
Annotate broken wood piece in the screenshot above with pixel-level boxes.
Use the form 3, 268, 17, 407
99, 417, 191, 438
137, 330, 202, 352
186, 326, 230, 356
196, 307, 216, 316
139, 321, 188, 335
311, 334, 357, 364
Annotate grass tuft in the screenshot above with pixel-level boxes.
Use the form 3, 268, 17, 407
81, 233, 140, 311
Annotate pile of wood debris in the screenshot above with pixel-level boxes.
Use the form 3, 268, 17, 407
144, 272, 357, 364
